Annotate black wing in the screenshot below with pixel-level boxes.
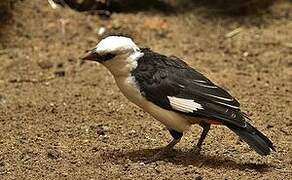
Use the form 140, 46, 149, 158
132, 49, 247, 128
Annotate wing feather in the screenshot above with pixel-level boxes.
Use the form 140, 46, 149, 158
132, 49, 246, 128
168, 96, 204, 113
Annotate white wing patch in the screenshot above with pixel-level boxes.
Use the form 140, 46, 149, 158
167, 96, 204, 113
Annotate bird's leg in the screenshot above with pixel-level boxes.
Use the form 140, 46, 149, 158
145, 129, 182, 163
194, 123, 210, 152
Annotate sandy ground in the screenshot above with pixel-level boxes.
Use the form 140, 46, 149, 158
0, 0, 292, 179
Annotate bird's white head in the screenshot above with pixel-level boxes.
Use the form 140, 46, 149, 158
82, 36, 143, 76
82, 36, 140, 62
96, 36, 139, 54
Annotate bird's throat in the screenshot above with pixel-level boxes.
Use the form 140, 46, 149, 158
103, 51, 144, 77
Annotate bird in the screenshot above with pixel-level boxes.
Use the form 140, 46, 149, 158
82, 35, 275, 161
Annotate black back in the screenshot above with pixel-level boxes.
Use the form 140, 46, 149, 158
131, 48, 247, 128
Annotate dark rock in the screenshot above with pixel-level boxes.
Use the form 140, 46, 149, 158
54, 70, 65, 77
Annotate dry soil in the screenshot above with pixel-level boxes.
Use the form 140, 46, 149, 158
0, 0, 292, 179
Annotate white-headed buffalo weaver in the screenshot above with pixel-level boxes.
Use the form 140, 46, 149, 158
82, 36, 275, 160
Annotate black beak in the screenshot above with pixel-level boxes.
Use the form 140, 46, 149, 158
81, 48, 100, 61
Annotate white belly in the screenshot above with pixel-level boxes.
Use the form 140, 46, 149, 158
114, 76, 191, 132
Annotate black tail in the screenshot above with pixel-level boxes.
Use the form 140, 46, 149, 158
227, 122, 275, 156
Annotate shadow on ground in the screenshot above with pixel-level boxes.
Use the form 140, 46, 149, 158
102, 148, 274, 171
53, 0, 173, 14
187, 0, 275, 15
0, 0, 13, 47
0, 0, 13, 26
50, 0, 280, 28
53, 0, 275, 15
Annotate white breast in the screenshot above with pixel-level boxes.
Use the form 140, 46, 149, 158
114, 75, 192, 132
114, 76, 144, 106
104, 50, 192, 132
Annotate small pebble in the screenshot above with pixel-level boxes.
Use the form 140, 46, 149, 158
38, 60, 53, 69
243, 52, 249, 57
54, 70, 65, 77
97, 27, 106, 36
195, 176, 203, 180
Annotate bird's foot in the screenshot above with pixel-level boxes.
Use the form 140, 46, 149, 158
144, 136, 181, 164
144, 148, 175, 164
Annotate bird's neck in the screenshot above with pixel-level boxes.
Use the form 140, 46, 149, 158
103, 51, 144, 77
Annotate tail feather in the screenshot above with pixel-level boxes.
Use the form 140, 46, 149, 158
227, 122, 275, 156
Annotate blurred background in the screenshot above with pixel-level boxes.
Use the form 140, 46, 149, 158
0, 0, 291, 179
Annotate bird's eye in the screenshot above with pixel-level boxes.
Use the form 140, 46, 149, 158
100, 53, 116, 61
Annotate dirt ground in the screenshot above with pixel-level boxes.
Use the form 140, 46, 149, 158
0, 0, 292, 179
